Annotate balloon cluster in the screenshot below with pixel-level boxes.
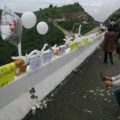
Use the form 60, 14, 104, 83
21, 11, 48, 35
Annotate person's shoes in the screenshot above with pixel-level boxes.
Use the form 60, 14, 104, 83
108, 63, 113, 66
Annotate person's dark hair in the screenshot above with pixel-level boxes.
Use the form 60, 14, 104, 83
113, 23, 118, 32
107, 25, 113, 32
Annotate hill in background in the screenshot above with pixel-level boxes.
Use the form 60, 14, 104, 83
0, 2, 97, 65
105, 8, 120, 24
36, 3, 96, 34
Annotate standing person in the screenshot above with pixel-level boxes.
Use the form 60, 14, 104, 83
101, 74, 120, 107
115, 23, 120, 59
100, 25, 117, 65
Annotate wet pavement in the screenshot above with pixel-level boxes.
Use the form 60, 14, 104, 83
23, 47, 120, 120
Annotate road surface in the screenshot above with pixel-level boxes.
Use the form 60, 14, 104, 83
24, 47, 120, 120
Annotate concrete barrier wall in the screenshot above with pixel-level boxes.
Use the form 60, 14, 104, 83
0, 34, 103, 120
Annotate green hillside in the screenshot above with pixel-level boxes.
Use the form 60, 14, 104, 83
0, 3, 97, 65
105, 8, 120, 23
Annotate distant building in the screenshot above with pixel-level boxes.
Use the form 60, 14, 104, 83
53, 18, 65, 22
100, 23, 106, 31
48, 18, 65, 23
82, 20, 87, 24
110, 21, 115, 25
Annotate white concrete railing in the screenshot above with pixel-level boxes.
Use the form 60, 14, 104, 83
0, 33, 104, 120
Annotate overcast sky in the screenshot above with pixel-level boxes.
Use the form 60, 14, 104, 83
0, 0, 120, 22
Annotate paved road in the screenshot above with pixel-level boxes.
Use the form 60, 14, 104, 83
24, 47, 120, 120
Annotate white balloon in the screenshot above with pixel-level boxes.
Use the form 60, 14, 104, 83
36, 22, 48, 35
21, 11, 37, 29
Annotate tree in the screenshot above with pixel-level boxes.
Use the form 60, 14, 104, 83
49, 4, 53, 8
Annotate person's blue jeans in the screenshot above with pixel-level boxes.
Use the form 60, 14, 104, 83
114, 88, 120, 107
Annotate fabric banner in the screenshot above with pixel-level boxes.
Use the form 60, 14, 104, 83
0, 62, 16, 88
69, 41, 78, 51
0, 6, 22, 46
42, 50, 53, 64
29, 54, 42, 72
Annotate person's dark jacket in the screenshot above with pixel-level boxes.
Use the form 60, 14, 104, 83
101, 31, 117, 52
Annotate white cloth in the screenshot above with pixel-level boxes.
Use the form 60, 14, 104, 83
59, 45, 66, 56
41, 50, 53, 64
29, 54, 41, 72
112, 75, 120, 86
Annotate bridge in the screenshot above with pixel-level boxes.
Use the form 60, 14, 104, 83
1, 28, 120, 120
24, 45, 120, 120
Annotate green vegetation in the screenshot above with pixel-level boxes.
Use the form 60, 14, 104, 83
0, 24, 64, 65
35, 2, 84, 20
0, 3, 97, 66
22, 23, 64, 54
105, 9, 120, 23
58, 19, 78, 31
58, 19, 97, 35
81, 23, 97, 35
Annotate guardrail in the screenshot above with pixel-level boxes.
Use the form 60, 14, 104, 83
0, 33, 104, 120
0, 33, 99, 88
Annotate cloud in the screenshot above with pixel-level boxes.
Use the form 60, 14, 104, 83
81, 1, 103, 7
97, 0, 120, 21
0, 0, 120, 21
0, 0, 75, 11
78, 0, 120, 21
